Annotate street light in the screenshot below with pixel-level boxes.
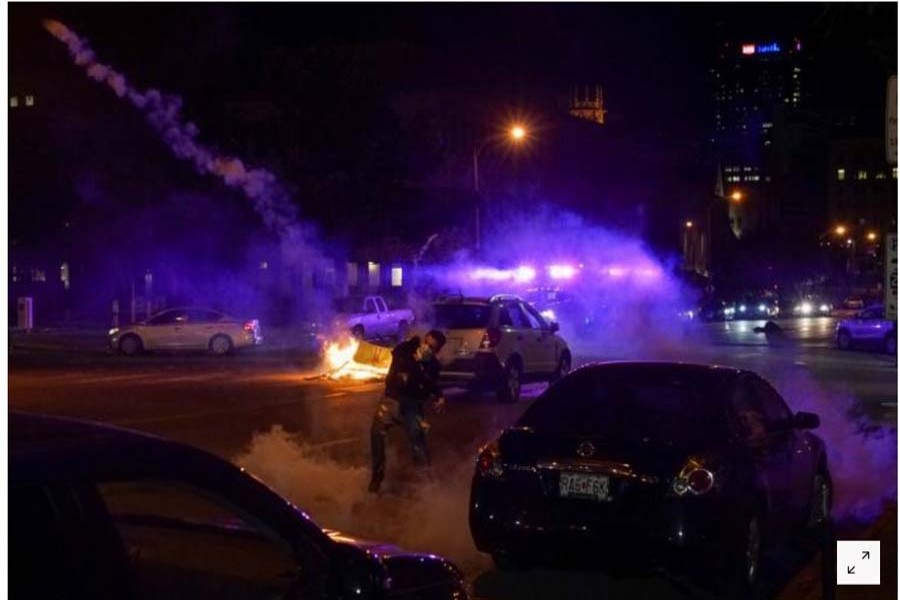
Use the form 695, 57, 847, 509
835, 225, 847, 237
867, 231, 878, 242
473, 124, 529, 252
730, 190, 743, 202
685, 220, 694, 228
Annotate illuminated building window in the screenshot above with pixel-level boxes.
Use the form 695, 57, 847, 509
346, 262, 358, 287
25, 95, 34, 107
857, 170, 868, 181
743, 166, 752, 172
368, 262, 381, 288
9, 96, 18, 108
876, 172, 886, 180
837, 168, 846, 181
893, 168, 897, 179
391, 267, 403, 288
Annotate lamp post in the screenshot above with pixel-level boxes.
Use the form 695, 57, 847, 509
473, 124, 528, 253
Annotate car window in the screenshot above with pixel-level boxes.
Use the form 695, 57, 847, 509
433, 304, 492, 328
727, 381, 769, 442
187, 310, 223, 323
376, 298, 388, 312
96, 480, 299, 600
522, 303, 548, 329
147, 310, 184, 325
364, 298, 377, 313
518, 371, 726, 446
504, 302, 532, 329
497, 307, 514, 327
753, 378, 794, 431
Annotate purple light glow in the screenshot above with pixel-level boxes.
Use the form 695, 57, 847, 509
548, 265, 577, 280
470, 268, 513, 282
606, 266, 627, 277
514, 265, 537, 283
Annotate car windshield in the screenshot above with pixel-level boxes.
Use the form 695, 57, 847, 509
518, 369, 727, 446
433, 303, 492, 329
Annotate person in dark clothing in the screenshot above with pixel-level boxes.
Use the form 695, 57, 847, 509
369, 330, 447, 493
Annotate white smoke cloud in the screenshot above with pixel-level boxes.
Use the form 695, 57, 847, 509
43, 19, 326, 282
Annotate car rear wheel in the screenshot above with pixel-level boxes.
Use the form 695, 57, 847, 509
119, 334, 143, 356
722, 513, 762, 598
497, 362, 522, 403
836, 330, 852, 350
551, 352, 571, 383
209, 334, 233, 356
806, 469, 832, 535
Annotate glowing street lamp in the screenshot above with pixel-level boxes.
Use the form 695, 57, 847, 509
730, 190, 743, 202
685, 220, 694, 228
866, 231, 878, 242
473, 122, 531, 252
510, 125, 527, 141
834, 225, 847, 237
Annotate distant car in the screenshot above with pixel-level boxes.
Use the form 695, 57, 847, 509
733, 298, 779, 320
109, 307, 262, 356
469, 362, 830, 596
830, 297, 866, 319
10, 411, 467, 600
792, 298, 832, 317
523, 288, 595, 338
835, 304, 897, 354
425, 295, 572, 403
699, 300, 735, 321
332, 296, 414, 341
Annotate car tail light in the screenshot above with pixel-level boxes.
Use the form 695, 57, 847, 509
476, 441, 504, 478
243, 321, 256, 332
480, 327, 502, 349
671, 458, 717, 496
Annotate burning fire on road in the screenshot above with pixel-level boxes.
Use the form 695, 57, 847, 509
320, 337, 392, 381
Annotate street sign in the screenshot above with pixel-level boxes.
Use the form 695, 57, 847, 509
887, 76, 897, 165
887, 233, 897, 321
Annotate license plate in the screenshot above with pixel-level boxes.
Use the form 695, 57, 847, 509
559, 472, 611, 501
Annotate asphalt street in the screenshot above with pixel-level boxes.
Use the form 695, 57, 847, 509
8, 317, 898, 599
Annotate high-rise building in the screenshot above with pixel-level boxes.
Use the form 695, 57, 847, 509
711, 38, 805, 238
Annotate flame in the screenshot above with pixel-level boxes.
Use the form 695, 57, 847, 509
322, 337, 390, 381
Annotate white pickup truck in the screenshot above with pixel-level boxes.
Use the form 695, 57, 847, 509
333, 296, 414, 340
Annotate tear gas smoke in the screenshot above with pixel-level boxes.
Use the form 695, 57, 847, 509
235, 426, 487, 572
413, 204, 702, 358
44, 19, 328, 309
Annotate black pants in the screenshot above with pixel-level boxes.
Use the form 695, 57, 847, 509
370, 396, 429, 484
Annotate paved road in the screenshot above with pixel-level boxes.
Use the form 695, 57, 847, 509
8, 318, 898, 599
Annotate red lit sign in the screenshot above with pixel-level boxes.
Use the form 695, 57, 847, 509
742, 44, 756, 55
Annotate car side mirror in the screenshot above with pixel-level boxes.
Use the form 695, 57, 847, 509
549, 322, 560, 333
793, 411, 820, 430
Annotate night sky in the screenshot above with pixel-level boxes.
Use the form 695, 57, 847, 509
8, 3, 896, 247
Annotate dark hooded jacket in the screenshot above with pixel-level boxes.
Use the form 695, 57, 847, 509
385, 337, 442, 403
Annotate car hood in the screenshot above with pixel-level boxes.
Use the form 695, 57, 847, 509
324, 530, 466, 597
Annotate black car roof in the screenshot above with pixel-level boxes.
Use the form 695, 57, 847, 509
10, 411, 213, 484
565, 361, 747, 386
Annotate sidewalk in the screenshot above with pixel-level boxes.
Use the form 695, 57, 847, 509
8, 324, 324, 356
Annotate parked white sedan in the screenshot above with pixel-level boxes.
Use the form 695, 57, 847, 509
109, 308, 262, 356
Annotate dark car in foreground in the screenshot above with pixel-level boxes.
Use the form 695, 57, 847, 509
11, 411, 466, 600
469, 362, 830, 596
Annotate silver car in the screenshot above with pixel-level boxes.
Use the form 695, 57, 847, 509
835, 304, 896, 354
109, 307, 262, 356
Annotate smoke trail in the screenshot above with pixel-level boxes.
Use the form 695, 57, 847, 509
43, 20, 325, 277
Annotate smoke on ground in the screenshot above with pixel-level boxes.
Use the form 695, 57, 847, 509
234, 426, 487, 571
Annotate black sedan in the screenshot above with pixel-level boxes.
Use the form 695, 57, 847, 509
11, 411, 466, 600
469, 362, 830, 596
